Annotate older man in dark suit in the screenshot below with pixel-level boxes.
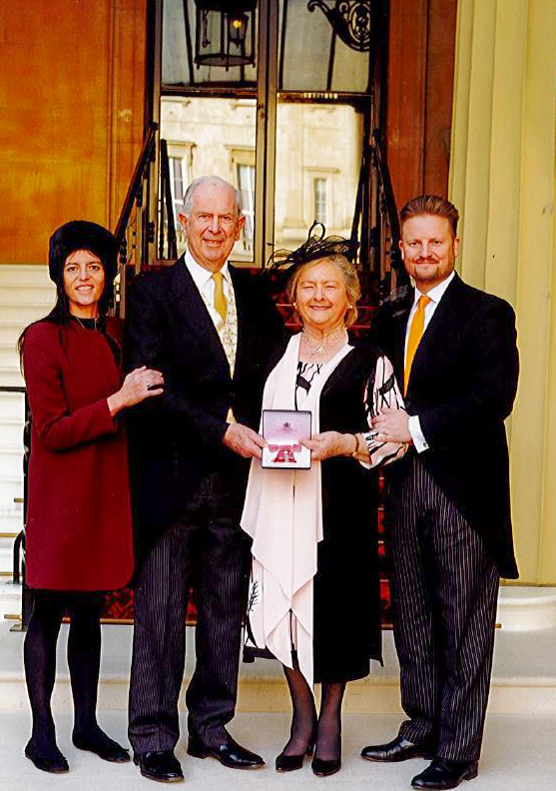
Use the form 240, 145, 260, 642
125, 176, 283, 783
361, 196, 519, 790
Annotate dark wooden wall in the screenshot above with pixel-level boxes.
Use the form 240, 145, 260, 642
386, 0, 458, 209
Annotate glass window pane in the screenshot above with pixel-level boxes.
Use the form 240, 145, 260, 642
274, 102, 362, 254
161, 96, 257, 262
279, 0, 371, 93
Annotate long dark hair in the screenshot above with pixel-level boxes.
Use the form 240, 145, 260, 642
18, 221, 118, 370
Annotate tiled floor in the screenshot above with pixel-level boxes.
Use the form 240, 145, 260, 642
1, 710, 555, 791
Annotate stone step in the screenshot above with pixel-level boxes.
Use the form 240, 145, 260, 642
0, 444, 24, 467
0, 419, 24, 446
0, 392, 26, 421
0, 264, 52, 286
0, 622, 554, 715
0, 547, 14, 575
0, 322, 28, 345
0, 303, 53, 324
0, 477, 24, 520
0, 344, 19, 368
0, 367, 24, 387
0, 512, 23, 534
497, 586, 556, 631
0, 282, 55, 304
0, 582, 21, 620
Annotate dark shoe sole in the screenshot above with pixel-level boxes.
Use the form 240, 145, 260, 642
362, 750, 434, 763
25, 750, 69, 774
312, 762, 341, 777
138, 768, 184, 783
411, 766, 479, 789
73, 743, 130, 763
275, 756, 304, 772
187, 744, 264, 770
133, 756, 184, 783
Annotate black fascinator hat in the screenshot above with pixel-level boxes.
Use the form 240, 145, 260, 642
268, 222, 358, 273
48, 220, 118, 286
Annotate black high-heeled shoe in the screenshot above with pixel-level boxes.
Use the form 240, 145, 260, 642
275, 742, 314, 772
311, 733, 342, 777
311, 755, 341, 777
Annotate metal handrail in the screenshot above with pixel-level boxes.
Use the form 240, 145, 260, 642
114, 122, 158, 249
371, 129, 404, 280
159, 138, 178, 260
0, 385, 30, 629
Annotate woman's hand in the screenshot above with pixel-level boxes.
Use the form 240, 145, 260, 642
371, 407, 412, 443
107, 366, 164, 416
301, 431, 357, 461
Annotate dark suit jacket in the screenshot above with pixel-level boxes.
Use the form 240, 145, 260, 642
124, 256, 284, 547
373, 273, 519, 579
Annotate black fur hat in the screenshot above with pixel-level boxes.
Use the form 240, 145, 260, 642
48, 221, 118, 285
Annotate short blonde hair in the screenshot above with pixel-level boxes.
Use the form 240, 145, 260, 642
287, 254, 361, 328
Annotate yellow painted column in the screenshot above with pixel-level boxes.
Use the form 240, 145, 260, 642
449, 0, 556, 584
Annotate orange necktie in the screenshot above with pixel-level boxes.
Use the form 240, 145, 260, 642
212, 271, 228, 324
404, 295, 431, 395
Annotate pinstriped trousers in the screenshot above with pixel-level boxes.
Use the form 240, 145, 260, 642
387, 457, 499, 762
128, 470, 251, 753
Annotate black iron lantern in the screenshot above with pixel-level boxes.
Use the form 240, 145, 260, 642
194, 1, 256, 69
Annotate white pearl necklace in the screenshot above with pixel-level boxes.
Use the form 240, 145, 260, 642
301, 326, 347, 355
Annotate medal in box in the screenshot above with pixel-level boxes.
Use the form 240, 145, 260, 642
261, 409, 312, 469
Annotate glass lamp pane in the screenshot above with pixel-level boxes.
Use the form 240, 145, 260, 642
163, 0, 257, 88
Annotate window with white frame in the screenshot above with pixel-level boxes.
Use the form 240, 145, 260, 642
313, 177, 328, 226
169, 156, 187, 219
166, 143, 193, 255
237, 163, 255, 251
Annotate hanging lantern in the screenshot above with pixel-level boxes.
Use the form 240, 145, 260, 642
194, 1, 256, 69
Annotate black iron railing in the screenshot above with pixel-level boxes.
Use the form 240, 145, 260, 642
115, 121, 159, 271
0, 385, 31, 630
158, 138, 178, 261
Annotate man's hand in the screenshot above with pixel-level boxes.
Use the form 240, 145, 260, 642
302, 431, 356, 462
371, 408, 412, 443
223, 422, 266, 459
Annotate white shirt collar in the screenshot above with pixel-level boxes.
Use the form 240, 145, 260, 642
184, 249, 230, 292
413, 270, 456, 306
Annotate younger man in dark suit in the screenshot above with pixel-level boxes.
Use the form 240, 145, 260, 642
126, 176, 283, 783
362, 196, 519, 790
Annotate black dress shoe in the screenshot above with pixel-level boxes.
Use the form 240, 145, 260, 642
275, 743, 314, 772
361, 735, 434, 762
133, 750, 184, 783
311, 756, 341, 777
188, 732, 264, 769
73, 734, 130, 763
411, 758, 479, 789
24, 741, 69, 774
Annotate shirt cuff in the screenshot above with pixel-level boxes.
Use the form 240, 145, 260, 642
408, 415, 429, 453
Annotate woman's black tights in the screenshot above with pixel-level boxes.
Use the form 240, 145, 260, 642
24, 591, 116, 760
282, 664, 346, 760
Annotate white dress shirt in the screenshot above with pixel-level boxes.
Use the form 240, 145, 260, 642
184, 250, 234, 332
405, 271, 455, 453
184, 250, 238, 423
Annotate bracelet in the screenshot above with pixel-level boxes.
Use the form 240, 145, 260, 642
350, 433, 360, 456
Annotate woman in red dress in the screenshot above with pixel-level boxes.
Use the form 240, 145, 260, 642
18, 221, 163, 774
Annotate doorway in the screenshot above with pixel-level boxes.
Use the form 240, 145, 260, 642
157, 0, 389, 271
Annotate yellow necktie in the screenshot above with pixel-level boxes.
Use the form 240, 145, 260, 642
404, 295, 431, 395
212, 271, 228, 325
